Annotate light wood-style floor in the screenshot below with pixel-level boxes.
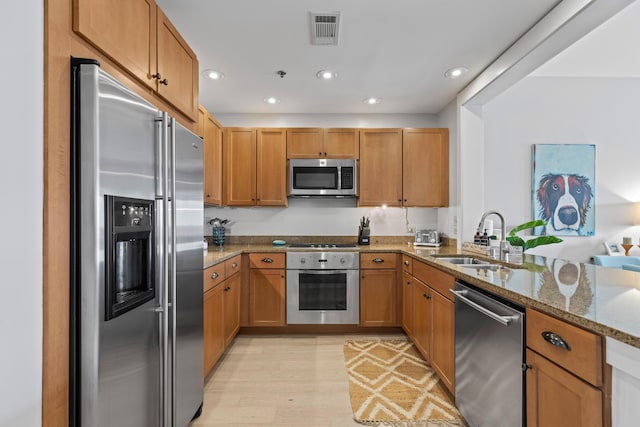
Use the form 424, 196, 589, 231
191, 333, 407, 426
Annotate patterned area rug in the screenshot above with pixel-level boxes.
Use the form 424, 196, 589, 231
343, 340, 466, 426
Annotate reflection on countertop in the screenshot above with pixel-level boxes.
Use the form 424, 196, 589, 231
203, 239, 640, 348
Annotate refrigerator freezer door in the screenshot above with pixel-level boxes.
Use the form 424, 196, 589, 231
74, 62, 162, 427
171, 120, 204, 426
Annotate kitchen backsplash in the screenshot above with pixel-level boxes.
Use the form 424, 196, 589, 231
204, 198, 440, 237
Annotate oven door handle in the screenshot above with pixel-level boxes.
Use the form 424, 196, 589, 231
289, 269, 351, 274
450, 289, 519, 326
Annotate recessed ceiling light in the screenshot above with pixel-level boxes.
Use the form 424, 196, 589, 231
316, 70, 337, 80
264, 97, 280, 105
363, 97, 381, 105
202, 69, 225, 80
444, 67, 468, 79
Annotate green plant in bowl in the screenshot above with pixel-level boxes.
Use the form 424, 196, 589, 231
505, 219, 563, 252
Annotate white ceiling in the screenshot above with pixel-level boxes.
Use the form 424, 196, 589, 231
157, 0, 561, 114
532, 0, 640, 77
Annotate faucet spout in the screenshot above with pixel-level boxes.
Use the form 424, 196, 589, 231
478, 210, 509, 260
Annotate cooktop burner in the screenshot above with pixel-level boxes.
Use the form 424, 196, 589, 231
288, 243, 358, 249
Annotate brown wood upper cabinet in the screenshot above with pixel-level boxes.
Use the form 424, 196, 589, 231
358, 129, 403, 207
223, 128, 288, 207
198, 106, 223, 206
73, 0, 199, 121
402, 128, 449, 207
287, 128, 359, 159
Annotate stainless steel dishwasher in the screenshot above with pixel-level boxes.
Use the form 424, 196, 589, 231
451, 281, 525, 427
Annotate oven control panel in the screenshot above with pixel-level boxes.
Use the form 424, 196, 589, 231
286, 252, 359, 270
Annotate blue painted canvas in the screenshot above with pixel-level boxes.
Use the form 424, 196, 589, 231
532, 144, 595, 236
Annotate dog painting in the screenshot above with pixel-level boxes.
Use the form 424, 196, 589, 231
532, 145, 595, 236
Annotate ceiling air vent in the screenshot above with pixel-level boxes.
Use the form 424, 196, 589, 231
310, 12, 341, 46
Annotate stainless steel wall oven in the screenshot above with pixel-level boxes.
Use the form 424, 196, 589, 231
286, 251, 359, 324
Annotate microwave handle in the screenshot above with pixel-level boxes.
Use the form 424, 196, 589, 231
337, 166, 341, 191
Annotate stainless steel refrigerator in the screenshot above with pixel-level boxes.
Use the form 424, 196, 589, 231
70, 58, 204, 427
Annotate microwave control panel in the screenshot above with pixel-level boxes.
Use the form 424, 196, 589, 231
341, 167, 354, 189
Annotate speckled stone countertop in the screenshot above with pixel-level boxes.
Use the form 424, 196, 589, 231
203, 241, 640, 349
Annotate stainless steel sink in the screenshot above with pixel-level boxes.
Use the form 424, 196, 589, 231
435, 256, 503, 270
435, 257, 490, 265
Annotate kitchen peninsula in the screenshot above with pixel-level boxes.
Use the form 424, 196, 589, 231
204, 237, 640, 426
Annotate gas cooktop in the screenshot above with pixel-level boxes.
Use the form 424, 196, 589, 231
287, 243, 358, 249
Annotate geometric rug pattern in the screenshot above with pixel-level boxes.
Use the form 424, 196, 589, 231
344, 340, 467, 426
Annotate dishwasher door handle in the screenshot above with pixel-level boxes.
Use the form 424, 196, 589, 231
450, 289, 519, 326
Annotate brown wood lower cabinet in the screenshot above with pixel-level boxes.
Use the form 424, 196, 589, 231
525, 308, 607, 427
401, 271, 413, 335
203, 282, 224, 376
248, 253, 286, 326
403, 257, 455, 394
203, 255, 242, 377
359, 253, 399, 327
429, 289, 455, 392
526, 349, 602, 427
223, 273, 241, 347
411, 277, 431, 360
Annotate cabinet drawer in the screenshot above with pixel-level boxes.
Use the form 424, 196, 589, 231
526, 309, 602, 387
401, 255, 413, 274
249, 252, 285, 269
360, 253, 397, 269
413, 260, 455, 301
224, 255, 242, 277
203, 264, 226, 293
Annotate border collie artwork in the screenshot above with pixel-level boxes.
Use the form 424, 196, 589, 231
532, 145, 595, 236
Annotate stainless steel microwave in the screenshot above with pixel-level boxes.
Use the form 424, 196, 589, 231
289, 159, 357, 196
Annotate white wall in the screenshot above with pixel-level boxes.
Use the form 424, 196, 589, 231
207, 113, 446, 238
0, 2, 43, 427
436, 99, 460, 240
483, 76, 640, 262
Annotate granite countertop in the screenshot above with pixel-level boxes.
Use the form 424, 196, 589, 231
203, 242, 640, 349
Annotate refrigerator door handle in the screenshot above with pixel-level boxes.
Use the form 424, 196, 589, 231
155, 114, 166, 198
169, 116, 178, 427
160, 112, 171, 427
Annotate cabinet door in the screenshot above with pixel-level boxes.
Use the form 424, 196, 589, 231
203, 113, 223, 205
203, 285, 224, 377
526, 349, 602, 427
249, 269, 286, 326
224, 128, 257, 206
360, 269, 397, 327
223, 274, 241, 347
358, 129, 402, 207
256, 129, 288, 206
430, 289, 455, 394
73, 0, 156, 89
156, 7, 199, 121
286, 128, 324, 158
325, 128, 359, 158
412, 278, 431, 361
403, 128, 449, 207
402, 272, 413, 336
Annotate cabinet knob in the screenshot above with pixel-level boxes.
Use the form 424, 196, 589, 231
541, 331, 571, 351
398, 199, 402, 202
211, 272, 218, 279
404, 260, 410, 266
318, 152, 322, 156
159, 78, 169, 85
423, 293, 430, 299
403, 199, 407, 202
257, 198, 260, 201
231, 262, 238, 269
324, 152, 327, 156
152, 73, 162, 80
372, 258, 384, 263
522, 363, 533, 372
261, 257, 273, 263
406, 281, 411, 285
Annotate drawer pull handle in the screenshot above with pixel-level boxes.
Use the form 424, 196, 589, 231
261, 257, 273, 263
231, 262, 238, 268
372, 258, 384, 263
224, 286, 230, 292
541, 331, 571, 351
423, 293, 430, 300
404, 260, 410, 266
211, 272, 219, 279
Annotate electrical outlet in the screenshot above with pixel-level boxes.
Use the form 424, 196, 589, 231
408, 226, 416, 233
